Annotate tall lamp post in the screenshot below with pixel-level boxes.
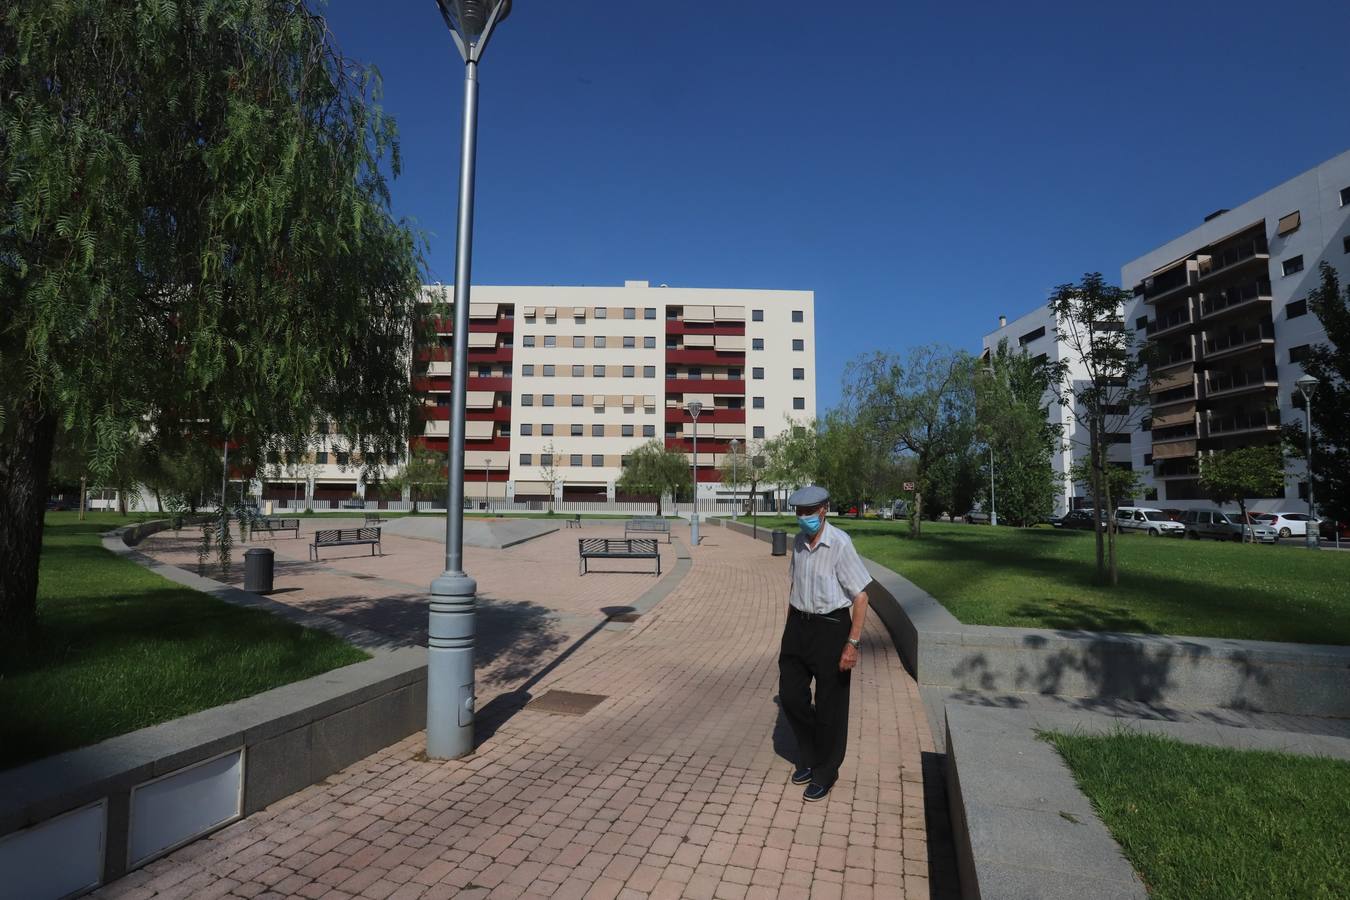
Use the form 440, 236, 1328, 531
484, 458, 492, 513
428, 0, 512, 760
1297, 374, 1319, 550
729, 438, 740, 523
687, 401, 703, 545
983, 363, 997, 527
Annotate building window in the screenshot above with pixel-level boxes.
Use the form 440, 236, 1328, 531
643, 365, 655, 378
592, 454, 604, 467
573, 364, 585, 377
593, 364, 605, 377
594, 336, 606, 348
540, 453, 552, 466
1289, 344, 1311, 363
1340, 186, 1350, 207
1282, 255, 1304, 276
1287, 299, 1307, 320
572, 394, 583, 406
335, 451, 349, 465
793, 339, 804, 351
688, 367, 702, 379
623, 336, 635, 348
752, 396, 765, 409
792, 310, 803, 323
595, 307, 607, 319
753, 426, 765, 438
752, 338, 764, 350
1019, 326, 1046, 346
520, 424, 532, 436
1344, 235, 1350, 254
522, 364, 534, 376
520, 453, 532, 465
1276, 210, 1301, 236
793, 368, 805, 380
543, 364, 555, 377
793, 397, 805, 410
752, 367, 764, 380
728, 367, 741, 379
623, 365, 635, 378
315, 451, 328, 464
592, 424, 604, 437
644, 336, 656, 349
543, 394, 555, 406
521, 394, 534, 406
544, 335, 556, 348
752, 309, 764, 322
570, 424, 583, 436
523, 335, 535, 347
643, 425, 656, 437
622, 424, 634, 437
570, 454, 583, 467
1135, 316, 1148, 330
476, 365, 490, 377
541, 424, 554, 436
623, 307, 636, 320
644, 308, 656, 320
573, 336, 585, 349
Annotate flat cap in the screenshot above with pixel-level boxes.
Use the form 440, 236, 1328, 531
787, 484, 830, 508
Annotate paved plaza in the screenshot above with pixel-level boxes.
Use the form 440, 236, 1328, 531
109, 521, 953, 899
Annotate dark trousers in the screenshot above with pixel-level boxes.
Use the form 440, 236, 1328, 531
778, 606, 852, 788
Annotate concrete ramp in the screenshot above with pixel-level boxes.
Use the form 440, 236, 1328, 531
384, 516, 558, 549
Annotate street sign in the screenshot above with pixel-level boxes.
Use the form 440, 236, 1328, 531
903, 482, 915, 491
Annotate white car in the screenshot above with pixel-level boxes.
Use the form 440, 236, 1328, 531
1114, 506, 1185, 537
1252, 512, 1319, 539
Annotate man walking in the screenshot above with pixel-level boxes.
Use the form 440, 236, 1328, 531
778, 485, 872, 802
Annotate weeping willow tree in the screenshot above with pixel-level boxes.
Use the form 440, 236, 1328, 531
0, 1, 425, 633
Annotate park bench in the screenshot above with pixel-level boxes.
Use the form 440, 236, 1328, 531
565, 514, 582, 528
624, 517, 672, 543
310, 527, 382, 561
252, 517, 301, 539
363, 513, 385, 526
578, 538, 660, 576
340, 499, 365, 510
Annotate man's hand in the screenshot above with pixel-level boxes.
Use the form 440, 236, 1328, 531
839, 643, 859, 672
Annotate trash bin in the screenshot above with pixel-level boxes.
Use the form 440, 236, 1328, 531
244, 548, 274, 594
771, 529, 787, 556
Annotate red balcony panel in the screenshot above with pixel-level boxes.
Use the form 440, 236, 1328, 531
469, 376, 514, 391
467, 407, 513, 422
420, 347, 514, 364
664, 408, 745, 424
665, 321, 746, 336
465, 470, 511, 483
412, 435, 512, 454
664, 437, 738, 454
665, 378, 745, 394
696, 469, 723, 483
423, 316, 515, 334
664, 349, 746, 366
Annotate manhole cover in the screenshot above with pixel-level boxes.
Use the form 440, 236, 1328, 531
607, 612, 640, 622
526, 690, 608, 716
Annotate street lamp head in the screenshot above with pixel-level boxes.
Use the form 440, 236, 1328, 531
436, 0, 511, 62
730, 438, 740, 450
1297, 373, 1319, 399
686, 401, 703, 419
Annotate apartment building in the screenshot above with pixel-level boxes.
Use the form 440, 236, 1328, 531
263, 281, 817, 506
1121, 149, 1350, 508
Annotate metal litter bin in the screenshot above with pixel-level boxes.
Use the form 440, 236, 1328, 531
244, 547, 274, 594
771, 529, 787, 556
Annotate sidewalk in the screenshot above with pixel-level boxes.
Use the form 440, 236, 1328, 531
101, 526, 950, 899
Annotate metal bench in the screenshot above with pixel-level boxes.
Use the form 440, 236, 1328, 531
253, 517, 301, 539
565, 514, 582, 529
310, 527, 382, 560
623, 517, 672, 543
578, 538, 660, 576
363, 513, 385, 526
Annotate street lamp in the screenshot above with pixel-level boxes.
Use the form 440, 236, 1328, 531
484, 457, 491, 513
983, 362, 998, 527
1297, 374, 1319, 550
729, 438, 740, 523
428, 0, 512, 760
686, 401, 703, 545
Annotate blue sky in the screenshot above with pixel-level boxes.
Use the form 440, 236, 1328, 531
323, 1, 1350, 411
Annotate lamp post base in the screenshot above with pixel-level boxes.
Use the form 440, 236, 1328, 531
1305, 531, 1320, 550
427, 570, 477, 759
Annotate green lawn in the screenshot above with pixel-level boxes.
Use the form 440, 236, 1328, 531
1046, 731, 1350, 899
741, 517, 1350, 644
0, 512, 368, 770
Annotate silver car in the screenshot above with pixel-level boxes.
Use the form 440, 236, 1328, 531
1180, 509, 1277, 543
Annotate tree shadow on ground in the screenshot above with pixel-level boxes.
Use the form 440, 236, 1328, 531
1006, 598, 1155, 634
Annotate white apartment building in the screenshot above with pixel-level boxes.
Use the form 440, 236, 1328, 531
1121, 149, 1350, 510
262, 280, 817, 507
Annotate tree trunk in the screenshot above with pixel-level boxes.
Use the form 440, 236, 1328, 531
79, 474, 87, 520
1238, 498, 1248, 543
1103, 447, 1118, 587
0, 403, 59, 636
1090, 423, 1105, 581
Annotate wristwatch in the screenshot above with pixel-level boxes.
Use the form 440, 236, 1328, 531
848, 638, 861, 649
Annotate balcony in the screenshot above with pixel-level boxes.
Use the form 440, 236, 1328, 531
1197, 236, 1269, 282
1202, 322, 1274, 361
665, 320, 746, 336
1204, 366, 1279, 400
664, 407, 746, 424
1153, 348, 1195, 371
664, 348, 746, 366
665, 378, 745, 394
1142, 266, 1193, 305
1199, 277, 1272, 320
1146, 308, 1194, 338
1207, 408, 1280, 437
1153, 460, 1200, 480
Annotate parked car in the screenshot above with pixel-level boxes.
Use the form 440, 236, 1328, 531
1250, 512, 1319, 539
1057, 509, 1104, 531
1114, 507, 1185, 537
1319, 518, 1350, 542
1160, 508, 1185, 522
962, 509, 991, 525
1180, 508, 1278, 543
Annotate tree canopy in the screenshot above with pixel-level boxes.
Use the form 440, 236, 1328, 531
616, 440, 689, 516
976, 339, 1063, 526
1199, 445, 1285, 541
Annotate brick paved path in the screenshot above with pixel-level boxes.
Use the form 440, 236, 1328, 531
104, 526, 952, 899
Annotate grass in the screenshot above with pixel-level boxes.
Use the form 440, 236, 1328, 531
1046, 730, 1350, 899
741, 517, 1350, 644
0, 512, 368, 770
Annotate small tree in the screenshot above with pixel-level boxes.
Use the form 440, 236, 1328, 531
761, 418, 819, 511
717, 440, 753, 514
538, 442, 563, 513
617, 439, 690, 516
389, 445, 445, 514
1198, 446, 1285, 542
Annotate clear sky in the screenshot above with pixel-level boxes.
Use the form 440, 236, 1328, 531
322, 1, 1350, 411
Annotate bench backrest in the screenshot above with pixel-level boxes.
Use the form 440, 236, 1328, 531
579, 538, 658, 555
262, 518, 299, 528
314, 527, 381, 544
625, 518, 670, 531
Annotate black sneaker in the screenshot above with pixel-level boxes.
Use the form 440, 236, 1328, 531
790, 767, 813, 785
803, 782, 832, 802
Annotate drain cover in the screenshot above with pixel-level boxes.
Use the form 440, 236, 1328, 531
607, 611, 640, 622
526, 690, 608, 716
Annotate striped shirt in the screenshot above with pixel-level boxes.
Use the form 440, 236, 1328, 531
788, 522, 873, 614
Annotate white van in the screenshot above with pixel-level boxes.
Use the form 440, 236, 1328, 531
1114, 507, 1185, 537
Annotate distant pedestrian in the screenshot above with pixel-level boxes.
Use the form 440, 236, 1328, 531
778, 485, 872, 802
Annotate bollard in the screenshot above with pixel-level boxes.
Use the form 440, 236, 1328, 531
244, 547, 274, 594
771, 529, 787, 556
